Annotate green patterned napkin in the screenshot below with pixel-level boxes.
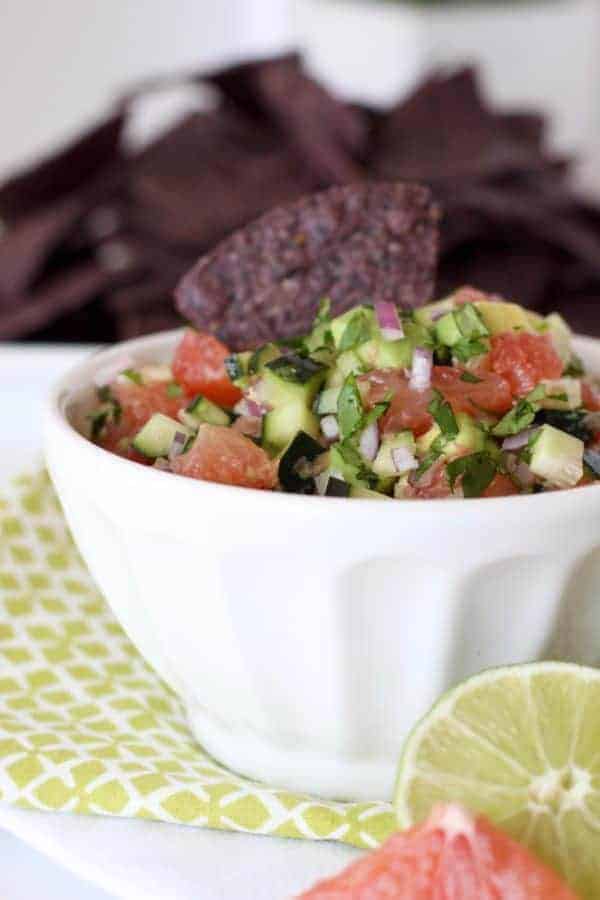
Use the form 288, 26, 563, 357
0, 470, 394, 848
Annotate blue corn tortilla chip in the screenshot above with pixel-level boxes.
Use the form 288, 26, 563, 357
175, 181, 439, 349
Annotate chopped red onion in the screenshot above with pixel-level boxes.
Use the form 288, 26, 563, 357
359, 422, 380, 462
168, 430, 189, 462
515, 461, 536, 488
93, 354, 135, 387
320, 415, 340, 442
234, 398, 268, 418
502, 428, 538, 451
409, 347, 433, 391
391, 445, 419, 474
153, 458, 172, 472
375, 301, 403, 338
429, 309, 447, 322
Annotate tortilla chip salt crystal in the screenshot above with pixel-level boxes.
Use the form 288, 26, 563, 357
175, 181, 439, 350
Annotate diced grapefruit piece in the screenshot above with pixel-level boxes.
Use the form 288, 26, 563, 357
172, 329, 242, 408
171, 424, 277, 490
489, 332, 563, 397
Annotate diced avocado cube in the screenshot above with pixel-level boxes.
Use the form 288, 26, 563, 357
539, 378, 582, 411
315, 386, 341, 415
372, 432, 416, 478
529, 424, 584, 488
474, 300, 534, 335
132, 414, 193, 459
263, 404, 320, 455
181, 396, 231, 427
436, 312, 462, 348
413, 297, 457, 327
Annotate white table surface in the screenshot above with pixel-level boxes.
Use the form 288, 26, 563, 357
0, 343, 361, 899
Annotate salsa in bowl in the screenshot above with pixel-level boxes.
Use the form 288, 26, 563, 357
87, 288, 600, 500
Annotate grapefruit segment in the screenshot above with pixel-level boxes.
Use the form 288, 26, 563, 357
298, 804, 577, 899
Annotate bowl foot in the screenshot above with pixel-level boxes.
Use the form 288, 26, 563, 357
186, 701, 396, 803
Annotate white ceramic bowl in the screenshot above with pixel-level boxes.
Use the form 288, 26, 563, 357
44, 329, 600, 801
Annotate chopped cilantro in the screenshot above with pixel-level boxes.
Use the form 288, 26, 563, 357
564, 354, 585, 377
339, 310, 372, 352
446, 452, 497, 498
493, 398, 538, 437
428, 389, 458, 439
337, 375, 364, 439
459, 371, 483, 384
314, 297, 332, 327
166, 383, 183, 398
362, 402, 389, 428
266, 355, 325, 384
121, 368, 142, 385
452, 337, 489, 363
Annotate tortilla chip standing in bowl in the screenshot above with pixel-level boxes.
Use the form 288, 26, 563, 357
174, 181, 440, 349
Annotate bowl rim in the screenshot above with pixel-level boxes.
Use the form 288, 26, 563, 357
44, 326, 600, 513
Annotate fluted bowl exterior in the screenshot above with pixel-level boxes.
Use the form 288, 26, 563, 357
44, 330, 600, 801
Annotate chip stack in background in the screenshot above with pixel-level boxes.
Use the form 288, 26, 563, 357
1, 53, 600, 345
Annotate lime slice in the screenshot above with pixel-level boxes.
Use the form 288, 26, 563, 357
395, 662, 600, 899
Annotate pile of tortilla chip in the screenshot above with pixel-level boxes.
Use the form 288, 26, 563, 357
1, 54, 599, 343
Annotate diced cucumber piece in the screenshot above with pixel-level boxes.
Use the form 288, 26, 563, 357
263, 404, 320, 455
474, 300, 533, 335
357, 337, 413, 370
539, 378, 582, 411
372, 432, 416, 477
529, 424, 583, 488
248, 342, 281, 374
330, 306, 375, 348
260, 356, 326, 407
132, 414, 193, 459
180, 395, 231, 428
315, 387, 341, 415
436, 312, 462, 347
416, 413, 485, 460
413, 297, 456, 327
224, 351, 252, 387
436, 304, 488, 348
